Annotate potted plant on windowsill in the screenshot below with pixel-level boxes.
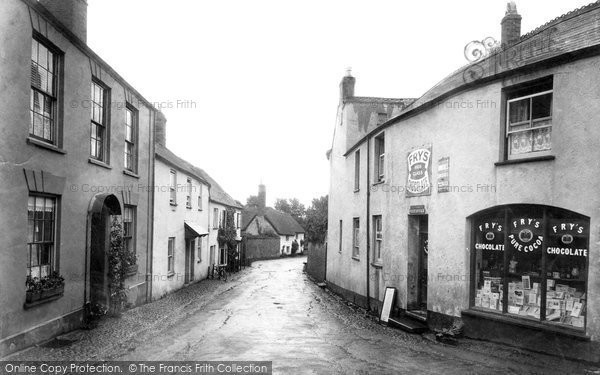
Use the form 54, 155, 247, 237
26, 272, 65, 303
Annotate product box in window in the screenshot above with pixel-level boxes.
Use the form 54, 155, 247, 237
571, 316, 584, 328
475, 296, 482, 307
482, 294, 491, 309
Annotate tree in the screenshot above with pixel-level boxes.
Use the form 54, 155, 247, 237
305, 195, 328, 243
246, 195, 260, 208
274, 198, 291, 214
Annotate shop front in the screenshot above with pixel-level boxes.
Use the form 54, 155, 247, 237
462, 204, 595, 360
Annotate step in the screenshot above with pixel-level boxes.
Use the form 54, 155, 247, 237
388, 316, 428, 333
405, 310, 428, 323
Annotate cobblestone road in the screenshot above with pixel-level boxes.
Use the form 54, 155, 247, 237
8, 256, 600, 374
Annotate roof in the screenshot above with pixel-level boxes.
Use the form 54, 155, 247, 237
242, 207, 305, 236
155, 145, 242, 209
346, 97, 417, 106
344, 1, 600, 156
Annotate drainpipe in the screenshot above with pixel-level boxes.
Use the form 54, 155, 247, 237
366, 138, 371, 311
146, 109, 155, 302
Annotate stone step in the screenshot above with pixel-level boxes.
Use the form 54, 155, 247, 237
388, 316, 428, 333
405, 310, 428, 322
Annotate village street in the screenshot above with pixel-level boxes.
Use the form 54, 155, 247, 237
8, 257, 598, 374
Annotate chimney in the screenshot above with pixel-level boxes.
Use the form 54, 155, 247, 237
257, 184, 266, 211
155, 111, 167, 147
501, 1, 521, 47
340, 68, 355, 102
39, 0, 88, 43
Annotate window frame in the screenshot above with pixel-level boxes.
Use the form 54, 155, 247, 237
354, 149, 360, 192
90, 78, 110, 162
373, 215, 383, 263
352, 217, 360, 258
124, 104, 138, 172
338, 220, 343, 254
30, 35, 63, 146
196, 237, 202, 263
169, 170, 177, 205
123, 205, 136, 256
167, 237, 175, 275
374, 134, 385, 183
186, 177, 193, 209
198, 187, 203, 211
213, 208, 219, 229
27, 194, 58, 279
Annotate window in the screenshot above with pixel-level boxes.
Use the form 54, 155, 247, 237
219, 246, 227, 265
213, 208, 219, 229
374, 134, 385, 183
354, 150, 360, 191
471, 205, 589, 330
169, 170, 177, 205
209, 245, 216, 265
196, 237, 202, 262
338, 220, 343, 253
27, 195, 56, 278
198, 187, 203, 211
504, 78, 553, 159
236, 213, 241, 229
352, 218, 360, 258
124, 106, 137, 171
373, 216, 382, 263
186, 178, 192, 209
90, 80, 109, 161
167, 237, 175, 274
30, 38, 58, 144
123, 206, 135, 254
220, 210, 227, 228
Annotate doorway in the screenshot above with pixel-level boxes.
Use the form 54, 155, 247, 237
407, 214, 428, 314
184, 239, 195, 284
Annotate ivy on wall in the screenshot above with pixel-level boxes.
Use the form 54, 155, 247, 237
108, 217, 137, 314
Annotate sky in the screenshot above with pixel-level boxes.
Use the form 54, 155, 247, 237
87, 0, 592, 207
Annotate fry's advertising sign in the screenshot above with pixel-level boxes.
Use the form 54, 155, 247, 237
406, 146, 432, 197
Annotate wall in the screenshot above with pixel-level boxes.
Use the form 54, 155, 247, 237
245, 237, 281, 261
151, 160, 210, 300
0, 0, 154, 356
306, 242, 327, 282
327, 55, 600, 341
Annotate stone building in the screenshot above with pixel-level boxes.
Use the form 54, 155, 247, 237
326, 2, 600, 361
0, 0, 161, 356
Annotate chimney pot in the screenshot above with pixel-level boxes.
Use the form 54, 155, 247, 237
340, 69, 355, 102
258, 184, 266, 211
501, 1, 521, 47
155, 111, 167, 146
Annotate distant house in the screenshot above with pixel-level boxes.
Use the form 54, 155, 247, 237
242, 185, 305, 259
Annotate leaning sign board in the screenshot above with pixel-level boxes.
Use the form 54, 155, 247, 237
380, 287, 397, 324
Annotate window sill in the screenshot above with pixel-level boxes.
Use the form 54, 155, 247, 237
371, 262, 383, 269
167, 272, 175, 278
88, 158, 112, 169
462, 308, 589, 340
352, 256, 360, 261
23, 293, 63, 310
123, 170, 139, 178
186, 205, 192, 210
170, 202, 178, 207
372, 181, 385, 186
495, 155, 555, 166
354, 189, 360, 193
26, 137, 66, 154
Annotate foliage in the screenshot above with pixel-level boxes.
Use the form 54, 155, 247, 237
26, 271, 64, 293
274, 197, 306, 228
305, 195, 328, 243
107, 216, 136, 314
291, 239, 299, 254
218, 208, 238, 251
245, 195, 260, 208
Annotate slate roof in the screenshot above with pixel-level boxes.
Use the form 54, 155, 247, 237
242, 207, 305, 236
155, 145, 242, 209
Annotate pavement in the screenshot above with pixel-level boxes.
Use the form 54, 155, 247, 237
7, 256, 600, 374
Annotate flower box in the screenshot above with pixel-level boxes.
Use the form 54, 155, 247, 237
25, 290, 42, 303
125, 264, 138, 277
40, 284, 64, 299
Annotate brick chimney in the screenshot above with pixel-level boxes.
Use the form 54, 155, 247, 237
39, 0, 88, 43
340, 68, 355, 102
258, 184, 266, 211
155, 111, 167, 146
501, 1, 521, 47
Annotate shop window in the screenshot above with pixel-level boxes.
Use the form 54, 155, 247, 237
471, 205, 588, 330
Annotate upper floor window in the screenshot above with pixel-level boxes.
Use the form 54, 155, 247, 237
30, 38, 59, 144
90, 80, 109, 161
354, 150, 360, 191
197, 187, 203, 211
186, 178, 192, 209
27, 195, 57, 278
505, 77, 553, 160
374, 134, 385, 183
169, 170, 177, 205
236, 213, 241, 229
124, 106, 137, 172
213, 208, 219, 229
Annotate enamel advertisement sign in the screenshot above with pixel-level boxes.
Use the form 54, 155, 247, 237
406, 146, 432, 197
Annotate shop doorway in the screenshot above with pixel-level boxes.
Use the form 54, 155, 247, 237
184, 239, 195, 284
407, 214, 428, 315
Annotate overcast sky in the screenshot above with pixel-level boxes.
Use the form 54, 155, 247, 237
88, 0, 591, 207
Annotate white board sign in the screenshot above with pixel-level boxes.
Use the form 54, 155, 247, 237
380, 287, 397, 324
